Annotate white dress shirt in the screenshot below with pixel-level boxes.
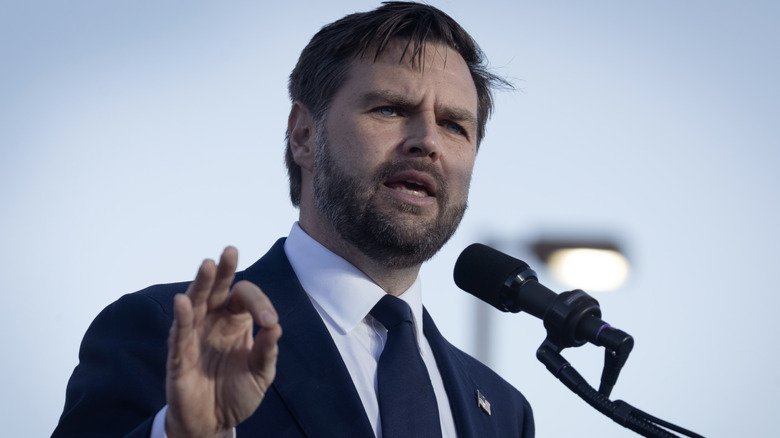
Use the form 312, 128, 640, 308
284, 222, 457, 437
152, 223, 457, 437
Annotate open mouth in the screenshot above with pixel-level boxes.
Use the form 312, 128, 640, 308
384, 179, 433, 198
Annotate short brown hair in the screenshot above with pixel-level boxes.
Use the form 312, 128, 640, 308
285, 1, 509, 206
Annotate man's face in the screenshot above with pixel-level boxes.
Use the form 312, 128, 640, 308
312, 40, 478, 268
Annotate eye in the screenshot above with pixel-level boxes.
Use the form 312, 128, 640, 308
375, 106, 399, 117
442, 120, 466, 136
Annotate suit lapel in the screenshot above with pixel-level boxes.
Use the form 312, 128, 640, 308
242, 239, 374, 437
423, 309, 498, 437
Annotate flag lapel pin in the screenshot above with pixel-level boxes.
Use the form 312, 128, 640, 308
476, 389, 491, 415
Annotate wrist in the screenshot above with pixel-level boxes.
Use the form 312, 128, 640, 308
164, 408, 230, 438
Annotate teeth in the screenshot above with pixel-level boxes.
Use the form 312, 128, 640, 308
394, 186, 426, 197
405, 180, 428, 191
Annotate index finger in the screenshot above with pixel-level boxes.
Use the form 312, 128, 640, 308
224, 280, 279, 328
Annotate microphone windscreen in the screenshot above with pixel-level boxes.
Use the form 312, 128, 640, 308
454, 243, 529, 309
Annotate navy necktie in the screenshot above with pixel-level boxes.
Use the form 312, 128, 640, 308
370, 294, 442, 438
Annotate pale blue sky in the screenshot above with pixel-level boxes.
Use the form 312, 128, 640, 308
1, 1, 778, 436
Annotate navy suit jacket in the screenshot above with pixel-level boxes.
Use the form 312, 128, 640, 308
54, 239, 534, 437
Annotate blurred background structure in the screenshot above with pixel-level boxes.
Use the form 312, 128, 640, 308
1, 1, 778, 436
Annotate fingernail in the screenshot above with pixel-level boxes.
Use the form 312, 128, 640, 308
261, 310, 277, 326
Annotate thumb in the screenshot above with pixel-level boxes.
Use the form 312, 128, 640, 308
250, 322, 282, 391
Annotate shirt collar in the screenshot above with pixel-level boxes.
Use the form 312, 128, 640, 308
283, 222, 425, 340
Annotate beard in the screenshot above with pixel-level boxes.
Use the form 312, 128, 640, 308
312, 127, 468, 269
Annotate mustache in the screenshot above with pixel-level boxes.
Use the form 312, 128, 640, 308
373, 160, 448, 196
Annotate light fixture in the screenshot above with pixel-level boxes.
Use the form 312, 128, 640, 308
531, 239, 630, 292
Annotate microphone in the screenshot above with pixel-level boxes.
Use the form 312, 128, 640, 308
455, 245, 707, 437
453, 243, 631, 352
454, 243, 634, 396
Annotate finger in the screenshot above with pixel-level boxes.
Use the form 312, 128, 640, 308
168, 293, 195, 373
250, 322, 282, 386
207, 246, 239, 310
224, 281, 279, 328
186, 258, 217, 309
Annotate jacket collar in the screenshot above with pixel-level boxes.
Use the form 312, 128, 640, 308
240, 238, 374, 437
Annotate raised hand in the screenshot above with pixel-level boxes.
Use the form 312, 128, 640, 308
164, 247, 282, 438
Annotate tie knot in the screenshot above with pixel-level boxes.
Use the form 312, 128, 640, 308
369, 295, 412, 331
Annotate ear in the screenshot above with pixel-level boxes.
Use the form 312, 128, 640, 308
288, 102, 316, 172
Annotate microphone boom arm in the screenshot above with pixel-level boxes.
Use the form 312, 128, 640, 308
536, 342, 701, 438
509, 270, 701, 437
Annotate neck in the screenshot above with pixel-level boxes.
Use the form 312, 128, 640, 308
343, 250, 421, 297
297, 214, 421, 296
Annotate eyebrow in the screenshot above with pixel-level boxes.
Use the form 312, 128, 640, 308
361, 89, 478, 130
361, 89, 415, 109
438, 106, 478, 132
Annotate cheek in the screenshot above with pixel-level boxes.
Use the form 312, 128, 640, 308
328, 118, 390, 166
458, 169, 474, 196
446, 155, 476, 195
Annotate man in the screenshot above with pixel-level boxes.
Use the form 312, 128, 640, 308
54, 2, 534, 437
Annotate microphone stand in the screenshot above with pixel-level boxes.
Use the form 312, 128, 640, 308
531, 281, 705, 438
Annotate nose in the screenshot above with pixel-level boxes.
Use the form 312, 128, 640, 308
402, 112, 439, 160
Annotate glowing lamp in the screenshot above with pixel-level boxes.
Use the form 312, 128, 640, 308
531, 240, 629, 292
